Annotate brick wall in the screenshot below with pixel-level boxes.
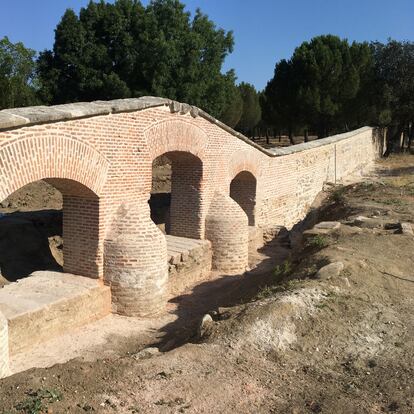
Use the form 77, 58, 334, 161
0, 99, 380, 316
205, 192, 249, 274
169, 151, 203, 239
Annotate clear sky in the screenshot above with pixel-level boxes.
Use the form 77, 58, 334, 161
1, 0, 413, 90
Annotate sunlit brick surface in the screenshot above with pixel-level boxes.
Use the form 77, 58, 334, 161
0, 99, 379, 315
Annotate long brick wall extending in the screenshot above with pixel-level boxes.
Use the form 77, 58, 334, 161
0, 97, 382, 323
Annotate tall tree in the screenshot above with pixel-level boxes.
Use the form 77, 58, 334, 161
291, 35, 364, 137
0, 36, 39, 109
236, 82, 261, 135
263, 35, 370, 139
219, 81, 243, 128
370, 40, 414, 153
37, 0, 238, 121
262, 59, 303, 143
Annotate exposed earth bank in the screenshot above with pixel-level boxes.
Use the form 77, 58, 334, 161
1, 155, 414, 413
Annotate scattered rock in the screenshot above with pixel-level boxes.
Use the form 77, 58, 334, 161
132, 347, 160, 360
198, 314, 214, 339
314, 221, 341, 230
400, 222, 413, 235
315, 262, 344, 280
350, 216, 383, 229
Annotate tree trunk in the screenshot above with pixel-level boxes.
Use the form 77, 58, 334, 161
288, 126, 294, 145
266, 128, 270, 145
304, 129, 309, 143
384, 124, 404, 157
408, 122, 413, 152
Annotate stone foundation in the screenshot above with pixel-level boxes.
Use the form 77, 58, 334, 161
166, 235, 212, 295
0, 272, 111, 357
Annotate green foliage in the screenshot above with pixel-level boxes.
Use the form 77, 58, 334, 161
262, 35, 414, 146
306, 234, 329, 249
219, 80, 243, 128
14, 389, 62, 414
330, 185, 346, 203
256, 279, 302, 300
273, 260, 293, 281
0, 36, 39, 109
236, 82, 261, 134
263, 35, 371, 138
37, 0, 237, 121
262, 58, 303, 139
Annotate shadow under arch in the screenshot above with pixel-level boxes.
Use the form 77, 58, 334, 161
229, 170, 257, 226
0, 178, 102, 281
0, 134, 109, 280
150, 150, 204, 239
144, 118, 209, 239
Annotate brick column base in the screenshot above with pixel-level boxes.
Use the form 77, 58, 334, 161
0, 311, 9, 379
205, 192, 249, 274
104, 202, 168, 317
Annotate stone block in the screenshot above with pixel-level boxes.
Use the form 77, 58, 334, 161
316, 262, 344, 280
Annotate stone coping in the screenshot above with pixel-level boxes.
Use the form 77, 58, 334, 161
0, 97, 373, 157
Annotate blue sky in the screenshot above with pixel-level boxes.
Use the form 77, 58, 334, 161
1, 0, 413, 90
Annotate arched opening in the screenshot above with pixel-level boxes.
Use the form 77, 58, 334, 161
149, 151, 203, 239
0, 178, 101, 286
148, 151, 210, 295
230, 171, 257, 226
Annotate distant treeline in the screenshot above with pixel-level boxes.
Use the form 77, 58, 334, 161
0, 0, 413, 151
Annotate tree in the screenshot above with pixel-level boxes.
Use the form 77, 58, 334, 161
219, 80, 243, 128
38, 0, 238, 121
263, 35, 372, 139
370, 40, 414, 153
291, 35, 367, 137
262, 59, 303, 143
236, 82, 261, 135
0, 36, 39, 109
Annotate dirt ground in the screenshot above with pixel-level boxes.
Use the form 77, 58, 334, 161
1, 154, 414, 413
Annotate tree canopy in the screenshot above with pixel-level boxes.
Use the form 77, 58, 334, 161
263, 35, 373, 138
37, 0, 238, 121
262, 35, 414, 146
0, 36, 39, 109
236, 82, 261, 135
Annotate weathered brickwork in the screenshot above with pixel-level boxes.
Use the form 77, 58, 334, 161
205, 192, 249, 273
0, 311, 9, 379
0, 98, 380, 317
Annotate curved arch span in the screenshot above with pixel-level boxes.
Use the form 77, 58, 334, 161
0, 134, 109, 202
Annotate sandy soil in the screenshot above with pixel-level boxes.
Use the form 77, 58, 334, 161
1, 154, 414, 413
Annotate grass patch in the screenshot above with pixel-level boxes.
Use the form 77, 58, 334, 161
306, 234, 329, 249
13, 389, 62, 414
382, 198, 405, 206
273, 260, 293, 281
256, 279, 303, 300
330, 185, 347, 203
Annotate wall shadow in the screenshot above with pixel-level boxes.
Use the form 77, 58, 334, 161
0, 209, 62, 282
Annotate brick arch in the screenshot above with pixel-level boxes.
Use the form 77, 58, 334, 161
144, 119, 208, 161
227, 150, 260, 185
0, 134, 109, 201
